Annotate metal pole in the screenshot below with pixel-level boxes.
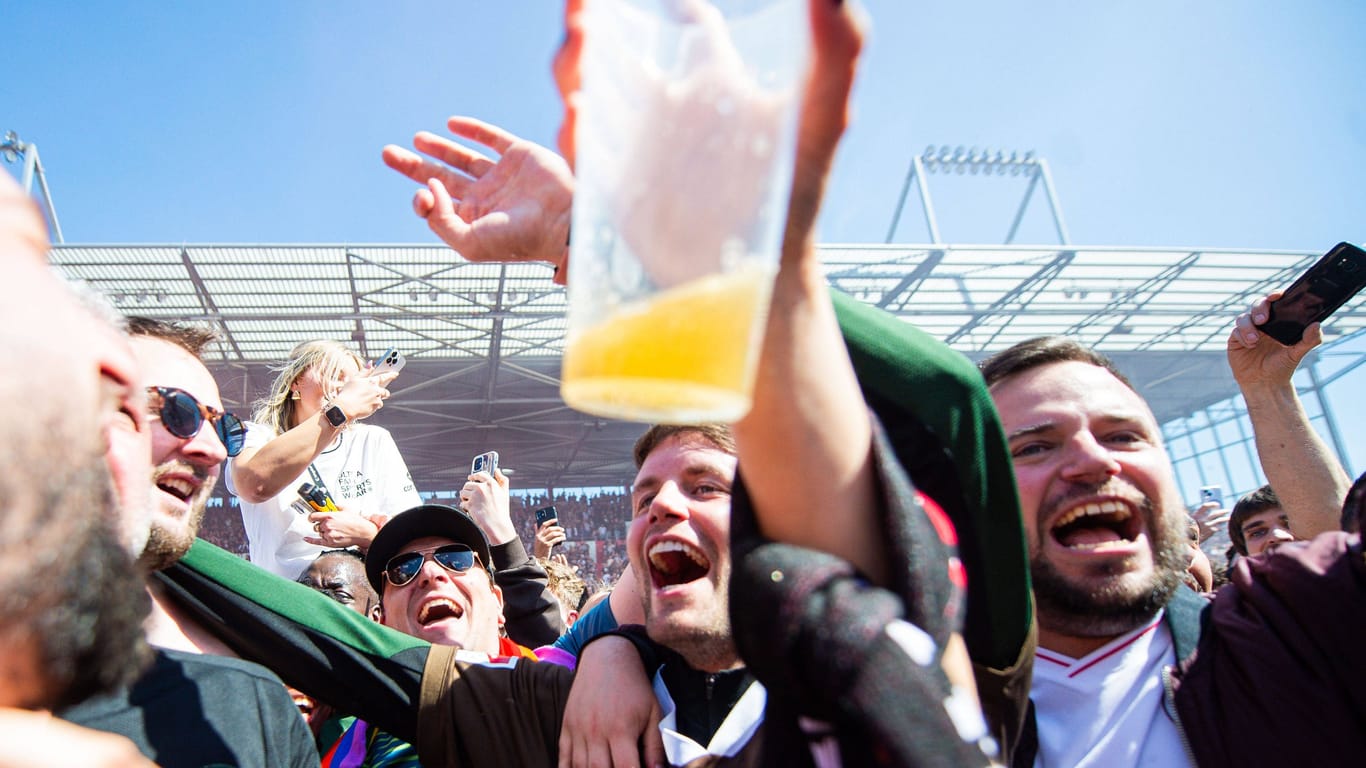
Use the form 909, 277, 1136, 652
912, 156, 942, 244
30, 147, 63, 244
885, 158, 916, 243
1304, 355, 1355, 475
1003, 168, 1040, 245
1036, 158, 1072, 245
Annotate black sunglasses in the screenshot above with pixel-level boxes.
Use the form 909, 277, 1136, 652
146, 386, 247, 457
384, 543, 478, 588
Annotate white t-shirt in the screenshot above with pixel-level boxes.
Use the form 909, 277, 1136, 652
1031, 612, 1192, 768
226, 421, 421, 579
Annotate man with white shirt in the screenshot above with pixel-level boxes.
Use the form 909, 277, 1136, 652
981, 337, 1197, 768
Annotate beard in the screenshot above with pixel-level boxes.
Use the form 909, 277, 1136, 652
1031, 494, 1189, 639
635, 560, 739, 673
139, 463, 212, 572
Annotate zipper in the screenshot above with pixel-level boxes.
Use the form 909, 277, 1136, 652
1161, 665, 1198, 766
705, 673, 716, 701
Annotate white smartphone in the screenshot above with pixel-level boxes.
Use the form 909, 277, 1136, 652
1199, 486, 1223, 508
372, 347, 406, 375
471, 451, 499, 477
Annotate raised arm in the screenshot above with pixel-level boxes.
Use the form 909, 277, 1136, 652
229, 371, 395, 503
730, 0, 882, 582
1229, 292, 1351, 537
461, 469, 566, 645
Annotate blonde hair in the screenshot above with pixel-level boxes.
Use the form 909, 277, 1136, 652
253, 340, 363, 435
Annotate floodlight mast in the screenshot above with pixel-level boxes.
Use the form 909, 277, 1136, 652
885, 145, 1071, 246
1, 131, 64, 243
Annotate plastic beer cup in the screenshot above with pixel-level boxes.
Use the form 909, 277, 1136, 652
561, 0, 811, 423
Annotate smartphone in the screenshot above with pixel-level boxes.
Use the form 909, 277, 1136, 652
372, 347, 406, 375
471, 451, 499, 477
534, 505, 559, 527
1199, 486, 1223, 508
1257, 242, 1366, 345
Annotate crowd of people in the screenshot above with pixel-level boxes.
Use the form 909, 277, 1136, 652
2, 0, 1362, 766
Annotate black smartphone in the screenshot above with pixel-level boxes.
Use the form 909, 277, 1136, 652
471, 451, 499, 477
1257, 242, 1366, 345
534, 505, 559, 527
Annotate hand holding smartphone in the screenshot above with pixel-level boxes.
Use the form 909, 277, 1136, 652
371, 347, 406, 375
1199, 486, 1223, 509
471, 451, 499, 477
1256, 242, 1366, 345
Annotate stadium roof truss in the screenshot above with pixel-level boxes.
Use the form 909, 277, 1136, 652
51, 243, 1364, 491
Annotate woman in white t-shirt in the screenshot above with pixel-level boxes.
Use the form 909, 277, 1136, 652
227, 341, 421, 578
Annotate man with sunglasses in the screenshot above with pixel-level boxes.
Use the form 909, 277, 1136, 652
123, 317, 253, 654
366, 504, 530, 656
316, 504, 554, 768
62, 316, 317, 767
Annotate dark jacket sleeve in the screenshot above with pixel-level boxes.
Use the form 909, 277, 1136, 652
833, 289, 1034, 759
1172, 532, 1366, 766
156, 539, 429, 744
491, 537, 567, 647
832, 288, 1031, 668
730, 420, 993, 767
417, 643, 572, 768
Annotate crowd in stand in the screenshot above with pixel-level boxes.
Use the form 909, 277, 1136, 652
2, 1, 1363, 766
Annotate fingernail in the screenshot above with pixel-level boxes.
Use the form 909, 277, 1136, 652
1246, 331, 1258, 342
1253, 314, 1266, 323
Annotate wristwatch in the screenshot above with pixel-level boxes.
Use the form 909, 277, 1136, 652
323, 403, 348, 428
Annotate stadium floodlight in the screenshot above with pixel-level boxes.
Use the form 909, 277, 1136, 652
918, 144, 1042, 177
0, 131, 20, 163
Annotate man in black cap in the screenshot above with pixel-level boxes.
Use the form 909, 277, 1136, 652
366, 504, 536, 658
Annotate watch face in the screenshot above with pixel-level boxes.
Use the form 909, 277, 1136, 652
326, 405, 347, 427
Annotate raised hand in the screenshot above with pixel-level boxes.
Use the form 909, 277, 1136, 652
534, 518, 567, 559
383, 116, 574, 281
1227, 291, 1323, 392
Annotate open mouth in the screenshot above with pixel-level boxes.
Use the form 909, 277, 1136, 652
1050, 500, 1142, 550
647, 540, 710, 588
417, 598, 464, 626
155, 476, 197, 503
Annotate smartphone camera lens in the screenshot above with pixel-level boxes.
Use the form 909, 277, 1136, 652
1338, 257, 1357, 273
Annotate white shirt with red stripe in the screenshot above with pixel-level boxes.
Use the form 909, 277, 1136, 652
1030, 611, 1192, 768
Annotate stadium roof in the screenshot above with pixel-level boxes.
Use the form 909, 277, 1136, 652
52, 243, 1362, 491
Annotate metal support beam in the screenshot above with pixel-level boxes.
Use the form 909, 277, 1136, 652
946, 250, 1075, 346
2, 131, 64, 243
1305, 355, 1354, 475
885, 155, 942, 244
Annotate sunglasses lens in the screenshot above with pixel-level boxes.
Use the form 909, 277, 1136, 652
433, 546, 475, 573
217, 413, 247, 457
161, 390, 203, 439
385, 553, 424, 587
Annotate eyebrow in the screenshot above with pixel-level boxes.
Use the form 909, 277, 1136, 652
632, 464, 730, 496
1005, 413, 1149, 442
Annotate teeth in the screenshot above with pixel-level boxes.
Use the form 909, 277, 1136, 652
647, 540, 706, 570
417, 598, 462, 625
158, 478, 196, 499
1053, 500, 1130, 528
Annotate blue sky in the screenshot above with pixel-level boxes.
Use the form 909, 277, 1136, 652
6, 0, 1365, 489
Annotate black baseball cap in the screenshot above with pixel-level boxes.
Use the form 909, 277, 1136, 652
365, 504, 494, 594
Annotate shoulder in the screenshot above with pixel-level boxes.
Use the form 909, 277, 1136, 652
156, 648, 294, 692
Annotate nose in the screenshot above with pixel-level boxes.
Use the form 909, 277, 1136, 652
181, 421, 228, 466
647, 482, 691, 523
1059, 431, 1121, 484
1270, 527, 1295, 543
416, 556, 451, 586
